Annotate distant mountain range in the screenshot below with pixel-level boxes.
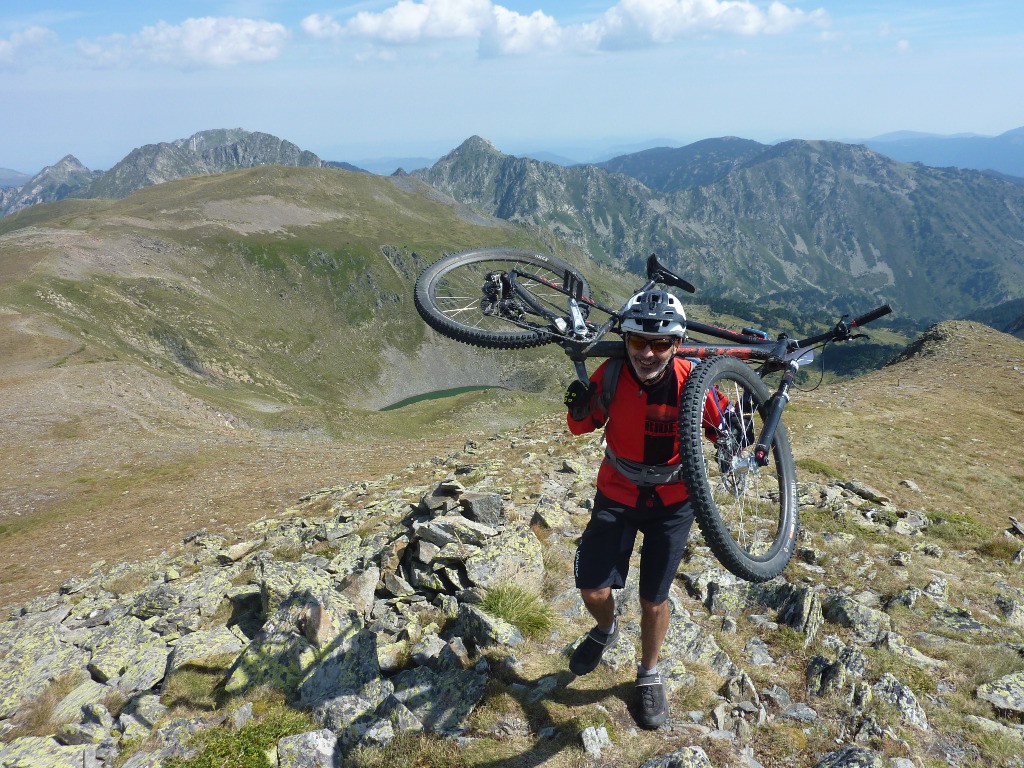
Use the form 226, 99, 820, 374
0, 129, 332, 217
862, 126, 1024, 178
3, 127, 1024, 332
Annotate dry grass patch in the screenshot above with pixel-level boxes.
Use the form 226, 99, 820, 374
0, 670, 91, 741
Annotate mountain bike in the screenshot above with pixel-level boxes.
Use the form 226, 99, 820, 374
413, 247, 892, 582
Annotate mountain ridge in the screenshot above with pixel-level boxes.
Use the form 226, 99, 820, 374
416, 136, 1024, 322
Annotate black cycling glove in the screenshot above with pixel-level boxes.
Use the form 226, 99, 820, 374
564, 380, 595, 421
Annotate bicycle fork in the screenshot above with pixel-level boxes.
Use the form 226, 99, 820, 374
752, 359, 801, 466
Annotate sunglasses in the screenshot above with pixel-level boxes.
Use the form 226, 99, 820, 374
625, 334, 676, 354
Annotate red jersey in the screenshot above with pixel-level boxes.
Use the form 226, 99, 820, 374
567, 356, 726, 507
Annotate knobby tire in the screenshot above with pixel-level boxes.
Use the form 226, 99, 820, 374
678, 356, 799, 582
414, 248, 590, 350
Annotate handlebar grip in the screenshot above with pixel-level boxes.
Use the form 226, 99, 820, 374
850, 303, 892, 329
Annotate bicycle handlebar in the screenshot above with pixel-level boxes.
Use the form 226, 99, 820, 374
796, 302, 892, 349
850, 303, 893, 329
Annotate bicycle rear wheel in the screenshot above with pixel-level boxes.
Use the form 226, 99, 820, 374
677, 356, 799, 582
414, 247, 590, 349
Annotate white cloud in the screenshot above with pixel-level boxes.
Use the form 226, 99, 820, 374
579, 0, 827, 49
346, 0, 493, 43
78, 17, 289, 69
0, 26, 58, 69
301, 13, 346, 40
302, 0, 825, 56
482, 7, 562, 55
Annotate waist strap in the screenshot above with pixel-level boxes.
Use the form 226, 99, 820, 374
604, 446, 683, 487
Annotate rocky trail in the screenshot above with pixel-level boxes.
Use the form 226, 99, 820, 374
2, 413, 1023, 768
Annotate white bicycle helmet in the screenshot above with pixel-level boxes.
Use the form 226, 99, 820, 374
620, 289, 687, 337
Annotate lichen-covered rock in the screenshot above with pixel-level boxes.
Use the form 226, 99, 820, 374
83, 615, 166, 683
0, 623, 87, 719
0, 736, 98, 768
580, 725, 611, 758
453, 603, 524, 648
117, 693, 169, 741
976, 670, 1024, 714
531, 497, 570, 529
638, 745, 715, 768
814, 744, 884, 767
661, 609, 738, 680
277, 728, 338, 768
872, 632, 943, 669
872, 672, 928, 729
463, 524, 543, 592
459, 491, 506, 526
51, 678, 110, 724
414, 515, 498, 547
389, 664, 487, 733
299, 627, 384, 708
994, 593, 1024, 627
807, 641, 867, 697
931, 606, 992, 634
255, 555, 337, 617
822, 592, 891, 644
166, 625, 245, 675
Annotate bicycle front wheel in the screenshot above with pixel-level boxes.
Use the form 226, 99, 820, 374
678, 356, 799, 582
414, 247, 590, 349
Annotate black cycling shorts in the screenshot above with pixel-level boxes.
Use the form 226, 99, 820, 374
573, 490, 695, 603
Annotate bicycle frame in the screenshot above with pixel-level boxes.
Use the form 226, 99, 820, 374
507, 253, 892, 467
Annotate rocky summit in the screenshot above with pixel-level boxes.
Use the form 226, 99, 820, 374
1, 415, 1023, 768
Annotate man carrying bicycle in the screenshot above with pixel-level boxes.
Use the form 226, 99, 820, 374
562, 288, 726, 729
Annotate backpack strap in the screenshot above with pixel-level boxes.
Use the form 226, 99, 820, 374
599, 357, 623, 415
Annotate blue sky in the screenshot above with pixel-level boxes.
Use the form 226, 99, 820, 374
2, 1, 1022, 173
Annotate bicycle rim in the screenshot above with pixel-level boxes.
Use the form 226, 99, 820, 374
678, 356, 798, 582
414, 248, 590, 350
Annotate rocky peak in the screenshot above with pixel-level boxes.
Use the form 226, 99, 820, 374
0, 154, 97, 216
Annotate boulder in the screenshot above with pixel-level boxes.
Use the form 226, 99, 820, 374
453, 603, 524, 648
277, 728, 338, 768
872, 672, 928, 730
638, 745, 715, 768
976, 670, 1024, 715
166, 625, 245, 675
814, 745, 884, 767
463, 524, 543, 592
0, 623, 87, 719
389, 664, 487, 733
822, 592, 891, 644
459, 491, 506, 526
0, 736, 98, 768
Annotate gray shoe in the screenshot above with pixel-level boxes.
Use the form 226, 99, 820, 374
569, 624, 619, 676
636, 671, 668, 729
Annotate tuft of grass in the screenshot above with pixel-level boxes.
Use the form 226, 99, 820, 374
926, 511, 991, 543
163, 697, 314, 768
161, 652, 240, 713
480, 584, 555, 640
975, 536, 1022, 562
796, 457, 844, 480
346, 732, 468, 768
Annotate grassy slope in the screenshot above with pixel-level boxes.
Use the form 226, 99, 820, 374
0, 166, 641, 603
